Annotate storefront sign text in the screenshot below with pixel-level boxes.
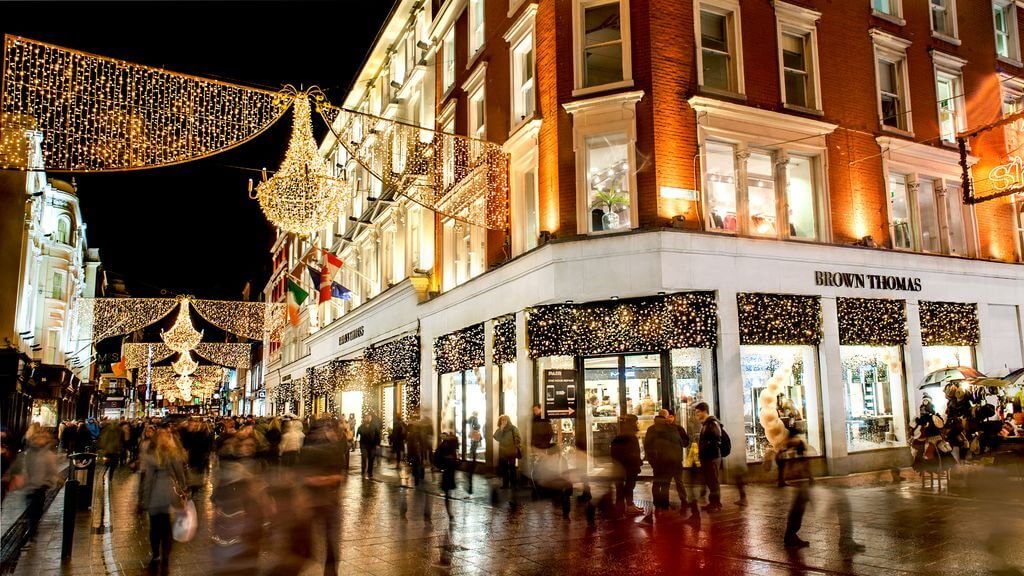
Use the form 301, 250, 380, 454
338, 326, 365, 346
544, 369, 578, 418
282, 374, 291, 382
814, 271, 922, 292
990, 155, 1024, 192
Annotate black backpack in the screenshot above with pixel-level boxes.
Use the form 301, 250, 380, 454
719, 424, 732, 458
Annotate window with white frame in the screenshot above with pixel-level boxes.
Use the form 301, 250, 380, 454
409, 205, 423, 271
443, 218, 485, 290
512, 34, 535, 123
872, 0, 902, 19
469, 86, 486, 141
440, 109, 456, 189
775, 2, 821, 112
56, 216, 71, 245
511, 156, 540, 255
886, 168, 973, 255
1002, 82, 1024, 155
442, 28, 456, 94
577, 0, 629, 89
50, 269, 64, 300
470, 0, 486, 55
585, 132, 632, 233
698, 1, 742, 94
933, 51, 966, 144
704, 141, 822, 240
45, 328, 59, 364
871, 30, 912, 133
393, 44, 406, 87
930, 0, 957, 40
994, 1, 1021, 61
382, 224, 395, 287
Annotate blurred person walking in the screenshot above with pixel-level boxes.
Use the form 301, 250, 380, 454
610, 414, 644, 515
435, 430, 460, 517
493, 415, 521, 490
406, 411, 432, 487
98, 419, 124, 479
391, 415, 407, 469
298, 419, 346, 576
644, 411, 685, 512
18, 428, 58, 546
695, 402, 724, 512
280, 418, 305, 467
140, 427, 188, 572
357, 414, 381, 478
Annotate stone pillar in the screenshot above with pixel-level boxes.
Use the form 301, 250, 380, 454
819, 296, 848, 476
715, 289, 745, 479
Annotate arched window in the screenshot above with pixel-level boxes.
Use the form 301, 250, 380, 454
56, 216, 70, 245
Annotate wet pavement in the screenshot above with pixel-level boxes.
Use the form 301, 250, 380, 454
8, 455, 1024, 576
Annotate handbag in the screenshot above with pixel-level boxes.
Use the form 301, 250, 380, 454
172, 499, 197, 542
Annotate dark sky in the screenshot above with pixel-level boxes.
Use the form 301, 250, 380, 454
2, 1, 394, 300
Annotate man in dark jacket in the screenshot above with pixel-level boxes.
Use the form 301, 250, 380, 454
357, 414, 381, 478
643, 412, 685, 511
610, 414, 643, 514
666, 408, 693, 513
694, 402, 722, 511
530, 404, 554, 452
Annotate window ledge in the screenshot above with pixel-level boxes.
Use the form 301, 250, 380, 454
698, 85, 747, 101
998, 55, 1024, 69
880, 124, 915, 139
466, 46, 485, 71
870, 10, 905, 27
930, 31, 962, 46
508, 112, 539, 139
783, 103, 825, 117
571, 79, 635, 99
439, 83, 457, 105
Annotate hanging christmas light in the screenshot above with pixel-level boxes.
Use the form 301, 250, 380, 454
172, 350, 198, 377
161, 298, 203, 353
255, 91, 346, 236
176, 375, 193, 400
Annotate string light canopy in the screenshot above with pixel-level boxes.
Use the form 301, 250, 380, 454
319, 100, 509, 231
492, 316, 517, 365
172, 351, 198, 377
194, 343, 252, 369
160, 299, 203, 353
176, 375, 193, 400
919, 301, 980, 346
191, 299, 285, 342
254, 90, 347, 236
434, 323, 485, 375
142, 365, 223, 401
0, 35, 288, 172
78, 298, 285, 344
737, 293, 822, 346
121, 343, 175, 369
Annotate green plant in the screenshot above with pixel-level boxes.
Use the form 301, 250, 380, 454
590, 186, 629, 212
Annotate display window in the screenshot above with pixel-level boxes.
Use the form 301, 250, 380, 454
494, 362, 518, 427
741, 345, 822, 462
840, 345, 907, 452
440, 368, 487, 461
670, 348, 716, 443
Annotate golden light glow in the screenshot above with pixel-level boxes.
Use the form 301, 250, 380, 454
191, 299, 285, 342
121, 343, 175, 369
76, 298, 179, 342
255, 93, 346, 236
172, 351, 198, 377
160, 299, 203, 353
194, 343, 252, 369
0, 36, 287, 172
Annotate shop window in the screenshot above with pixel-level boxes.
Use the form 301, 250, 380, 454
740, 345, 822, 463
578, 0, 627, 89
703, 141, 822, 240
922, 345, 974, 414
994, 1, 1021, 62
670, 348, 716, 444
698, 2, 742, 94
440, 368, 487, 460
840, 346, 907, 452
930, 0, 958, 41
442, 28, 456, 94
582, 354, 661, 475
886, 171, 974, 255
585, 132, 632, 233
382, 385, 396, 444
496, 362, 518, 426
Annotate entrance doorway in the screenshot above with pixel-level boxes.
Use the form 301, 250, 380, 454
581, 353, 661, 475
340, 390, 364, 423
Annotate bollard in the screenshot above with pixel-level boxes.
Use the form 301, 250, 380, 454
61, 477, 78, 561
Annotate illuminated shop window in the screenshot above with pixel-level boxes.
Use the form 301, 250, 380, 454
840, 345, 907, 452
741, 345, 822, 463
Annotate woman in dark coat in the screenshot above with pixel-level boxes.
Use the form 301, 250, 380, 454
141, 428, 187, 571
610, 414, 643, 514
435, 431, 460, 517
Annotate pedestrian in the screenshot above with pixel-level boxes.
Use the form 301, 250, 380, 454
181, 418, 212, 496
59, 419, 77, 455
210, 421, 267, 575
1, 427, 15, 502
264, 417, 283, 466
73, 420, 92, 453
391, 416, 407, 469
17, 428, 58, 546
643, 410, 685, 512
298, 418, 345, 575
280, 419, 305, 467
780, 427, 812, 548
98, 419, 124, 479
694, 402, 724, 512
665, 408, 692, 510
610, 414, 643, 515
435, 430, 460, 517
493, 414, 521, 490
86, 417, 101, 444
346, 414, 357, 452
530, 404, 554, 452
140, 427, 188, 572
357, 414, 381, 478
406, 411, 432, 486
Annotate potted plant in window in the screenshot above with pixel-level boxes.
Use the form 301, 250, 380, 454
590, 186, 629, 230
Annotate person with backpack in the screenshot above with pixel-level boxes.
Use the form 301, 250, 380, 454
694, 402, 730, 512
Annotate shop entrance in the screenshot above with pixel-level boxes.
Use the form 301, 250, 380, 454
340, 390, 364, 424
581, 353, 661, 475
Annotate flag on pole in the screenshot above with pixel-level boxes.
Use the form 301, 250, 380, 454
307, 265, 322, 300
323, 251, 343, 280
331, 282, 353, 301
286, 278, 309, 325
111, 358, 126, 377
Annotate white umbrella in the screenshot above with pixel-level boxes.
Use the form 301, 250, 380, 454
919, 366, 985, 389
1001, 368, 1024, 388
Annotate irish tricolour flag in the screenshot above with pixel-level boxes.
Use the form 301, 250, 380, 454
286, 278, 309, 326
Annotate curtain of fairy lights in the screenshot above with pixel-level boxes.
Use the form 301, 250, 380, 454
194, 343, 252, 369
121, 342, 175, 369
78, 298, 285, 343
0, 35, 288, 171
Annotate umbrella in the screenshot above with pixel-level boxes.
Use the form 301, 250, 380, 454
964, 377, 1013, 389
1002, 368, 1024, 388
919, 366, 985, 389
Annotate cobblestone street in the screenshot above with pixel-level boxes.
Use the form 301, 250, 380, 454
8, 459, 1024, 576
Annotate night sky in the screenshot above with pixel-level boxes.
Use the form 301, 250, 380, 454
2, 1, 394, 300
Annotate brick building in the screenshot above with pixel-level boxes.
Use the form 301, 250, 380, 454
264, 0, 1024, 478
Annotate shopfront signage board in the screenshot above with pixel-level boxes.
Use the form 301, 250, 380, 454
814, 271, 922, 292
544, 369, 578, 418
338, 326, 365, 346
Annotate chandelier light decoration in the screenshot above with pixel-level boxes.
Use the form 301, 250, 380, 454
176, 375, 193, 400
142, 365, 223, 401
172, 351, 199, 377
160, 298, 203, 353
0, 35, 288, 171
254, 90, 347, 236
320, 101, 509, 231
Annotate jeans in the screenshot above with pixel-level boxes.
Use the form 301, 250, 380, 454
361, 447, 377, 477
703, 458, 721, 505
498, 456, 517, 488
615, 471, 639, 508
785, 482, 809, 539
26, 487, 47, 540
149, 512, 172, 562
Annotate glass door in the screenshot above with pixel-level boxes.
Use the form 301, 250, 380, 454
624, 354, 661, 477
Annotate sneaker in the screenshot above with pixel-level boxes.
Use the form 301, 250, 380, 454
784, 536, 810, 548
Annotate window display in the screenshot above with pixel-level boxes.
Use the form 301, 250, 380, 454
706, 141, 738, 232
495, 362, 518, 426
585, 132, 631, 232
840, 345, 906, 452
439, 368, 487, 460
671, 348, 716, 442
741, 345, 822, 462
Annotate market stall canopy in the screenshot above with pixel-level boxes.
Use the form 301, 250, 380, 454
1002, 368, 1024, 388
964, 377, 1013, 389
919, 366, 986, 389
